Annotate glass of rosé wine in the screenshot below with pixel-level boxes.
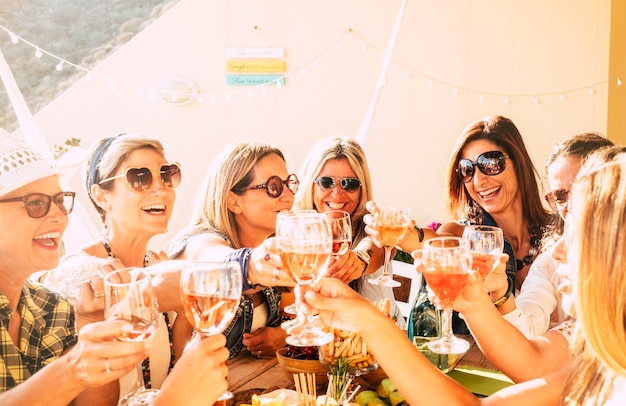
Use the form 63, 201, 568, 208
462, 225, 504, 278
104, 268, 160, 406
180, 261, 242, 401
415, 237, 472, 355
368, 204, 411, 288
325, 210, 352, 258
276, 211, 333, 347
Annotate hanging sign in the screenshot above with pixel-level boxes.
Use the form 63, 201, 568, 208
226, 75, 285, 86
225, 48, 285, 59
226, 61, 285, 73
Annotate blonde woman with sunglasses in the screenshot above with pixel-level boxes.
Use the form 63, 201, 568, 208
168, 140, 297, 359
43, 133, 186, 399
293, 136, 406, 327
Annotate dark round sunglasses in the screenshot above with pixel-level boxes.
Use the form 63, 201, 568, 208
0, 191, 76, 218
239, 174, 299, 198
314, 176, 361, 192
99, 163, 182, 192
456, 151, 510, 183
544, 189, 569, 211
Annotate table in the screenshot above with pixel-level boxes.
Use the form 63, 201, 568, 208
227, 335, 496, 394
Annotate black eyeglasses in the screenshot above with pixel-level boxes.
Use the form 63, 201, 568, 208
239, 174, 299, 198
99, 163, 182, 192
314, 176, 362, 193
0, 191, 76, 218
457, 151, 510, 183
544, 189, 569, 211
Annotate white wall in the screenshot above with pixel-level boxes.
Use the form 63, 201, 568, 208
28, 0, 611, 251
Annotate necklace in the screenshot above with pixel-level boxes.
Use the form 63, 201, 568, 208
515, 233, 541, 270
101, 238, 150, 267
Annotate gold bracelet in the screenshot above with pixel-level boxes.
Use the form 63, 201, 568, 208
493, 278, 514, 308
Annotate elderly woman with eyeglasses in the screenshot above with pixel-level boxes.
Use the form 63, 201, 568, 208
168, 140, 297, 359
43, 133, 188, 399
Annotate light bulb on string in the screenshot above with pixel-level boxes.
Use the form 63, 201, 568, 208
504, 97, 510, 104
478, 95, 484, 102
559, 94, 565, 100
427, 79, 433, 86
325, 51, 331, 58
84, 72, 93, 83
361, 43, 368, 52
210, 94, 216, 104
195, 94, 204, 103
618, 77, 622, 86
404, 71, 411, 78
247, 90, 253, 98
55, 60, 63, 71
109, 80, 116, 91
276, 79, 283, 88
452, 89, 459, 96
348, 30, 354, 39
302, 68, 307, 76
533, 97, 539, 105
35, 48, 42, 58
149, 91, 158, 101
261, 85, 266, 95
225, 93, 232, 102
588, 88, 595, 95
9, 33, 19, 44
337, 42, 342, 49
133, 85, 144, 95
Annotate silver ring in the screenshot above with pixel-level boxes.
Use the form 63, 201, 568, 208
256, 350, 262, 359
272, 268, 279, 281
104, 358, 112, 374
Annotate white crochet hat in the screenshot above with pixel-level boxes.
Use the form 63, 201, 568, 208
0, 130, 64, 197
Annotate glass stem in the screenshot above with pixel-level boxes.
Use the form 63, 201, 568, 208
134, 361, 146, 393
441, 307, 454, 341
381, 245, 393, 278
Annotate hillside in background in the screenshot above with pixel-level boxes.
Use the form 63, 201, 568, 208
0, 0, 178, 132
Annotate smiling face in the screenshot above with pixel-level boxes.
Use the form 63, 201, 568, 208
98, 148, 176, 239
229, 153, 295, 245
313, 158, 361, 215
461, 139, 519, 216
0, 175, 68, 277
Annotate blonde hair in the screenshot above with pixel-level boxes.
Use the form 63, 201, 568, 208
175, 140, 285, 250
293, 136, 373, 243
86, 133, 167, 222
562, 149, 626, 403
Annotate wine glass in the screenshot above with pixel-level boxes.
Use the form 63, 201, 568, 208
368, 204, 411, 287
462, 225, 504, 278
276, 211, 333, 346
417, 237, 472, 355
104, 268, 160, 406
180, 261, 242, 402
325, 210, 352, 258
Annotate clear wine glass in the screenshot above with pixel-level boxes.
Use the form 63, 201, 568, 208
104, 268, 160, 406
180, 261, 242, 402
325, 210, 352, 258
416, 237, 472, 355
276, 211, 333, 346
368, 204, 411, 287
462, 225, 504, 278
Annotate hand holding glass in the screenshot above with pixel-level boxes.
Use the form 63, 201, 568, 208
325, 210, 352, 258
416, 237, 471, 355
277, 211, 333, 346
104, 268, 160, 406
368, 204, 410, 287
462, 225, 504, 278
180, 261, 242, 401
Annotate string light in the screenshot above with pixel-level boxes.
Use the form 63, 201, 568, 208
0, 23, 619, 107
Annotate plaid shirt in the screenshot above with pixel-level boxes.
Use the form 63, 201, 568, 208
0, 280, 76, 391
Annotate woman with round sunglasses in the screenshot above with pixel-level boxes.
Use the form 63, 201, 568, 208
293, 136, 405, 327
168, 140, 297, 359
43, 133, 186, 399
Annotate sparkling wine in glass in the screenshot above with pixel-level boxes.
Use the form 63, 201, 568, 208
462, 225, 504, 278
104, 268, 160, 406
276, 211, 333, 346
368, 204, 410, 287
417, 237, 471, 355
325, 210, 352, 258
180, 261, 242, 402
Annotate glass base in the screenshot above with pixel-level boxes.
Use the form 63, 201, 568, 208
286, 328, 333, 347
368, 275, 401, 287
283, 303, 297, 315
118, 388, 160, 406
427, 335, 470, 355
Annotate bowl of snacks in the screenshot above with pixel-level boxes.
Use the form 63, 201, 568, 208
276, 346, 329, 388
319, 328, 378, 376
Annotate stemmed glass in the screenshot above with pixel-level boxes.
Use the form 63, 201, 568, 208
104, 268, 160, 406
416, 237, 472, 355
368, 204, 411, 287
325, 210, 352, 258
462, 225, 504, 278
276, 211, 333, 346
180, 261, 242, 402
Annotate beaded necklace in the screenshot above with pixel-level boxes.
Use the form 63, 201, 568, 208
101, 238, 175, 388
